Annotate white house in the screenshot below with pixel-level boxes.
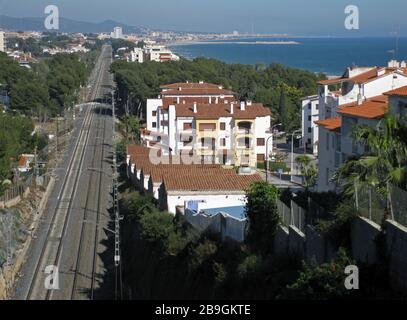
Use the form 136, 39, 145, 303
126, 144, 262, 215
141, 82, 273, 168
301, 95, 319, 155
315, 61, 407, 192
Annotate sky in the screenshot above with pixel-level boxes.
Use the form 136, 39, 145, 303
0, 0, 406, 36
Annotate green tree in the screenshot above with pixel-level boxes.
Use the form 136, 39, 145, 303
281, 248, 355, 300
334, 115, 407, 194
245, 181, 280, 255
295, 155, 318, 189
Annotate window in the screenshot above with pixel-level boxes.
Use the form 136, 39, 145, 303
308, 127, 312, 133
257, 154, 265, 162
199, 123, 216, 131
220, 122, 226, 130
257, 138, 265, 146
152, 111, 157, 116
183, 122, 192, 130
152, 122, 157, 128
220, 138, 226, 147
308, 115, 311, 121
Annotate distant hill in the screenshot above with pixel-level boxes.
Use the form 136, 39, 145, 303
0, 15, 145, 34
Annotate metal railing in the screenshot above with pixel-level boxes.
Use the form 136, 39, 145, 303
355, 183, 407, 227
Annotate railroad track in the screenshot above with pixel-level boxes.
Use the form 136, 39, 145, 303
70, 100, 108, 300
25, 46, 111, 300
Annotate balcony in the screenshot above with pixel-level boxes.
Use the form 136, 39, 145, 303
236, 137, 253, 149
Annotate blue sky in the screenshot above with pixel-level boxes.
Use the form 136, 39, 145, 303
0, 0, 406, 36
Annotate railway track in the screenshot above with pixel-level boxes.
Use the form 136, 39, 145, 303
25, 46, 111, 300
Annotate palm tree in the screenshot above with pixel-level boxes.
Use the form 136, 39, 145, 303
335, 115, 407, 195
295, 155, 317, 189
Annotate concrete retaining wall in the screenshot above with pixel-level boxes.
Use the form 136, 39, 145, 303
288, 226, 305, 259
351, 216, 381, 266
385, 220, 407, 293
305, 225, 326, 264
274, 225, 289, 255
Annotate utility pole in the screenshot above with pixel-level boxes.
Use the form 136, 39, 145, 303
112, 87, 122, 300
56, 117, 59, 153
34, 146, 38, 189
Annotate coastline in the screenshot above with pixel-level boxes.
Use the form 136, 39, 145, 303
167, 40, 301, 46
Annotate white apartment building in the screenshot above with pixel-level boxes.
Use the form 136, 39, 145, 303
144, 45, 179, 62
141, 82, 273, 168
0, 31, 5, 52
111, 27, 124, 39
315, 61, 407, 192
301, 95, 319, 155
129, 47, 144, 63
128, 45, 179, 63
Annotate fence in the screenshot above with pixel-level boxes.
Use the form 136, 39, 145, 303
0, 174, 51, 208
276, 196, 332, 233
355, 183, 407, 227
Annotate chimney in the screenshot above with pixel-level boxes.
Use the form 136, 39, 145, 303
193, 102, 197, 113
209, 96, 212, 104
178, 87, 182, 91
240, 101, 246, 111
177, 97, 180, 104
199, 80, 204, 84
230, 103, 234, 114
215, 97, 219, 104
357, 94, 363, 106
247, 100, 252, 106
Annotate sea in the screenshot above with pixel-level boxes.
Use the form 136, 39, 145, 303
168, 37, 407, 76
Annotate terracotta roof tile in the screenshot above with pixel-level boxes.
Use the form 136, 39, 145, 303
314, 117, 342, 131
384, 85, 407, 97
338, 95, 388, 119
175, 102, 271, 119
162, 88, 235, 96
160, 82, 223, 90
318, 67, 406, 86
162, 97, 236, 109
163, 173, 262, 192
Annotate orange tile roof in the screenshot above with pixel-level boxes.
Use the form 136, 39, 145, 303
162, 96, 236, 109
338, 95, 388, 119
162, 88, 235, 96
18, 156, 28, 167
163, 173, 262, 192
314, 117, 342, 131
175, 102, 271, 119
126, 144, 261, 192
384, 85, 407, 97
318, 67, 406, 86
160, 82, 225, 90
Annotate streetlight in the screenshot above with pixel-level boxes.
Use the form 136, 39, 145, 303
290, 129, 302, 183
265, 123, 282, 183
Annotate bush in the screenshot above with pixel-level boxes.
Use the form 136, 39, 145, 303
245, 181, 280, 255
269, 162, 290, 173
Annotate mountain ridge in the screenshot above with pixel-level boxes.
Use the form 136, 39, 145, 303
0, 15, 145, 34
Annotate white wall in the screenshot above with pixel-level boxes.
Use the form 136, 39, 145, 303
364, 73, 407, 98
301, 96, 319, 155
146, 99, 162, 132
316, 127, 337, 192
166, 193, 246, 215
254, 116, 272, 159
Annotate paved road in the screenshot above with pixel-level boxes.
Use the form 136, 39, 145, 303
12, 45, 115, 300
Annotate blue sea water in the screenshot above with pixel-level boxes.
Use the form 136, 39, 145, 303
169, 37, 407, 76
